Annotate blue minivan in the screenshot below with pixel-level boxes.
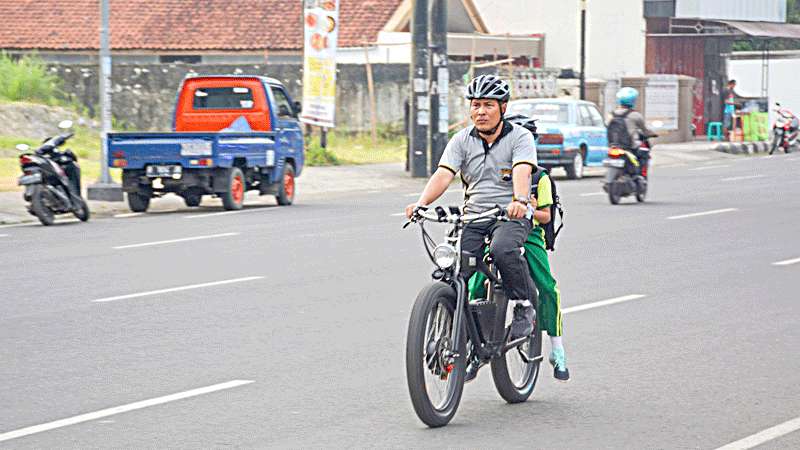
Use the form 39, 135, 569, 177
507, 99, 608, 179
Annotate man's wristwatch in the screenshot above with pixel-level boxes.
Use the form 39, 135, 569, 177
512, 195, 529, 206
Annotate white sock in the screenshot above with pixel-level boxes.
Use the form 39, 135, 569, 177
550, 336, 564, 351
514, 300, 532, 307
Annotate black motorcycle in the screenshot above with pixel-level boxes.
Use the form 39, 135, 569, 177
17, 120, 89, 226
404, 206, 542, 428
602, 134, 655, 205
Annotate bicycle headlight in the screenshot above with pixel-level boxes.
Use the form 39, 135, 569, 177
433, 244, 457, 269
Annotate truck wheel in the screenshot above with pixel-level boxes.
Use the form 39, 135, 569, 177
221, 167, 245, 210
275, 163, 295, 206
127, 192, 150, 213
183, 192, 202, 207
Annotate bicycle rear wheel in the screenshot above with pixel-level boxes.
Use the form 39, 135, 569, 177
490, 298, 543, 403
405, 282, 466, 427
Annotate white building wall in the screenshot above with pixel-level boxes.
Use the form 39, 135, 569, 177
474, 0, 645, 79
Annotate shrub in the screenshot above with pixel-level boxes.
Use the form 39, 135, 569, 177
305, 145, 341, 166
0, 52, 62, 105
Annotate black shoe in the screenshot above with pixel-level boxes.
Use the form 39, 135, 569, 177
550, 348, 571, 382
510, 303, 535, 340
464, 357, 485, 383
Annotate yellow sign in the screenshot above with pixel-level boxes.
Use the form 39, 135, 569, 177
300, 0, 339, 128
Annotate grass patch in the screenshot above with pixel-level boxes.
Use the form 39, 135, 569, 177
305, 130, 406, 166
0, 52, 63, 105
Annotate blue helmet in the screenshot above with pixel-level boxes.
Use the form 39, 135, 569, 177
616, 87, 639, 107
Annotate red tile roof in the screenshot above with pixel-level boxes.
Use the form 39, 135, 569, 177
0, 0, 404, 51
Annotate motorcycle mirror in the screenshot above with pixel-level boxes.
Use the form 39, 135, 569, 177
58, 120, 74, 130
16, 143, 30, 152
775, 102, 782, 107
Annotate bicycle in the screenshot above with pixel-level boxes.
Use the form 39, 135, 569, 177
404, 205, 543, 428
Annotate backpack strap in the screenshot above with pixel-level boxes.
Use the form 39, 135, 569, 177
530, 167, 547, 199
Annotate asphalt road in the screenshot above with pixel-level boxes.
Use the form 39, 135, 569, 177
1, 150, 799, 449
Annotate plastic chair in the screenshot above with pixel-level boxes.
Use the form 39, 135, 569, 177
707, 122, 723, 141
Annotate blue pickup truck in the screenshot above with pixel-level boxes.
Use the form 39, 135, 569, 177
108, 75, 304, 212
507, 98, 608, 179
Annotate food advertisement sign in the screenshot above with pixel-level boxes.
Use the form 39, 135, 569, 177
300, 0, 339, 128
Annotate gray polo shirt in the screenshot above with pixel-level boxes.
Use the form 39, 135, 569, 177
438, 121, 537, 213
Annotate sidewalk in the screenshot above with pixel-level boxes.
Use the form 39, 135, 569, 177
0, 163, 425, 225
653, 139, 770, 155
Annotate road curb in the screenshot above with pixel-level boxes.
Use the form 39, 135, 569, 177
714, 141, 769, 155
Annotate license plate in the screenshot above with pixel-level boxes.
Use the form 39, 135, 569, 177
18, 173, 42, 185
603, 159, 625, 168
180, 141, 212, 156
146, 165, 182, 178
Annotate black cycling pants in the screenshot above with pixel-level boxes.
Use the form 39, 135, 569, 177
460, 218, 535, 302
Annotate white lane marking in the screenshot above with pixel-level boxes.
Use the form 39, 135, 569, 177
667, 208, 738, 220
654, 163, 687, 168
0, 234, 8, 237
721, 175, 764, 182
391, 212, 406, 217
405, 192, 422, 197
114, 212, 143, 218
0, 380, 254, 443
688, 165, 731, 171
562, 294, 647, 314
772, 257, 800, 266
714, 416, 800, 450
579, 192, 605, 197
91, 276, 263, 303
185, 208, 276, 219
113, 232, 239, 250
365, 190, 381, 194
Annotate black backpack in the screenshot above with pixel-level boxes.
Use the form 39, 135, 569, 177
607, 109, 633, 150
531, 168, 563, 251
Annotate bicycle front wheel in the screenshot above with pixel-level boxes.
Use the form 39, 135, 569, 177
405, 282, 466, 428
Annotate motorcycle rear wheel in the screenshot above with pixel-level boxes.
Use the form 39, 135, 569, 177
635, 178, 647, 203
72, 197, 90, 221
406, 282, 465, 428
30, 185, 55, 226
608, 182, 622, 205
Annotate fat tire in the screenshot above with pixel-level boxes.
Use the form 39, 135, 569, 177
30, 185, 55, 226
221, 167, 246, 211
276, 163, 295, 206
127, 192, 150, 213
405, 282, 465, 428
490, 301, 543, 403
72, 196, 90, 221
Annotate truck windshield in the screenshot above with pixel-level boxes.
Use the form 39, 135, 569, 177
193, 87, 254, 110
507, 102, 569, 124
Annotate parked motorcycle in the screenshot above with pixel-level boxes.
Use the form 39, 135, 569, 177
16, 120, 90, 225
602, 135, 654, 205
769, 103, 799, 155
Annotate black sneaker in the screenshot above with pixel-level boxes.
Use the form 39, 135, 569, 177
550, 348, 570, 382
510, 303, 535, 340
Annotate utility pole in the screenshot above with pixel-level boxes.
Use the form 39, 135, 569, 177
579, 0, 587, 100
428, 0, 448, 175
409, 0, 429, 177
88, 0, 123, 201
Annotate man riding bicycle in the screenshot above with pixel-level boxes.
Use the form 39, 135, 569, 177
405, 74, 538, 342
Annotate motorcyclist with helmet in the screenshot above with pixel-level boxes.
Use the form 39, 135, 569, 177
610, 87, 656, 179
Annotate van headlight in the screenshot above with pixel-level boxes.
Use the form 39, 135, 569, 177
433, 244, 457, 269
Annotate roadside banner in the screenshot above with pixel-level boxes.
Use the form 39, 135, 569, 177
299, 0, 339, 128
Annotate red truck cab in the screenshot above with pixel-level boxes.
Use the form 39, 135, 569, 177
174, 77, 273, 132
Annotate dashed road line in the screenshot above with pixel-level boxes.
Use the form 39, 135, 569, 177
721, 175, 764, 182
579, 192, 605, 197
667, 208, 738, 220
772, 257, 800, 267
114, 212, 144, 218
688, 165, 731, 171
714, 415, 800, 450
184, 208, 276, 219
113, 232, 239, 249
562, 294, 647, 314
91, 276, 264, 303
0, 380, 255, 443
